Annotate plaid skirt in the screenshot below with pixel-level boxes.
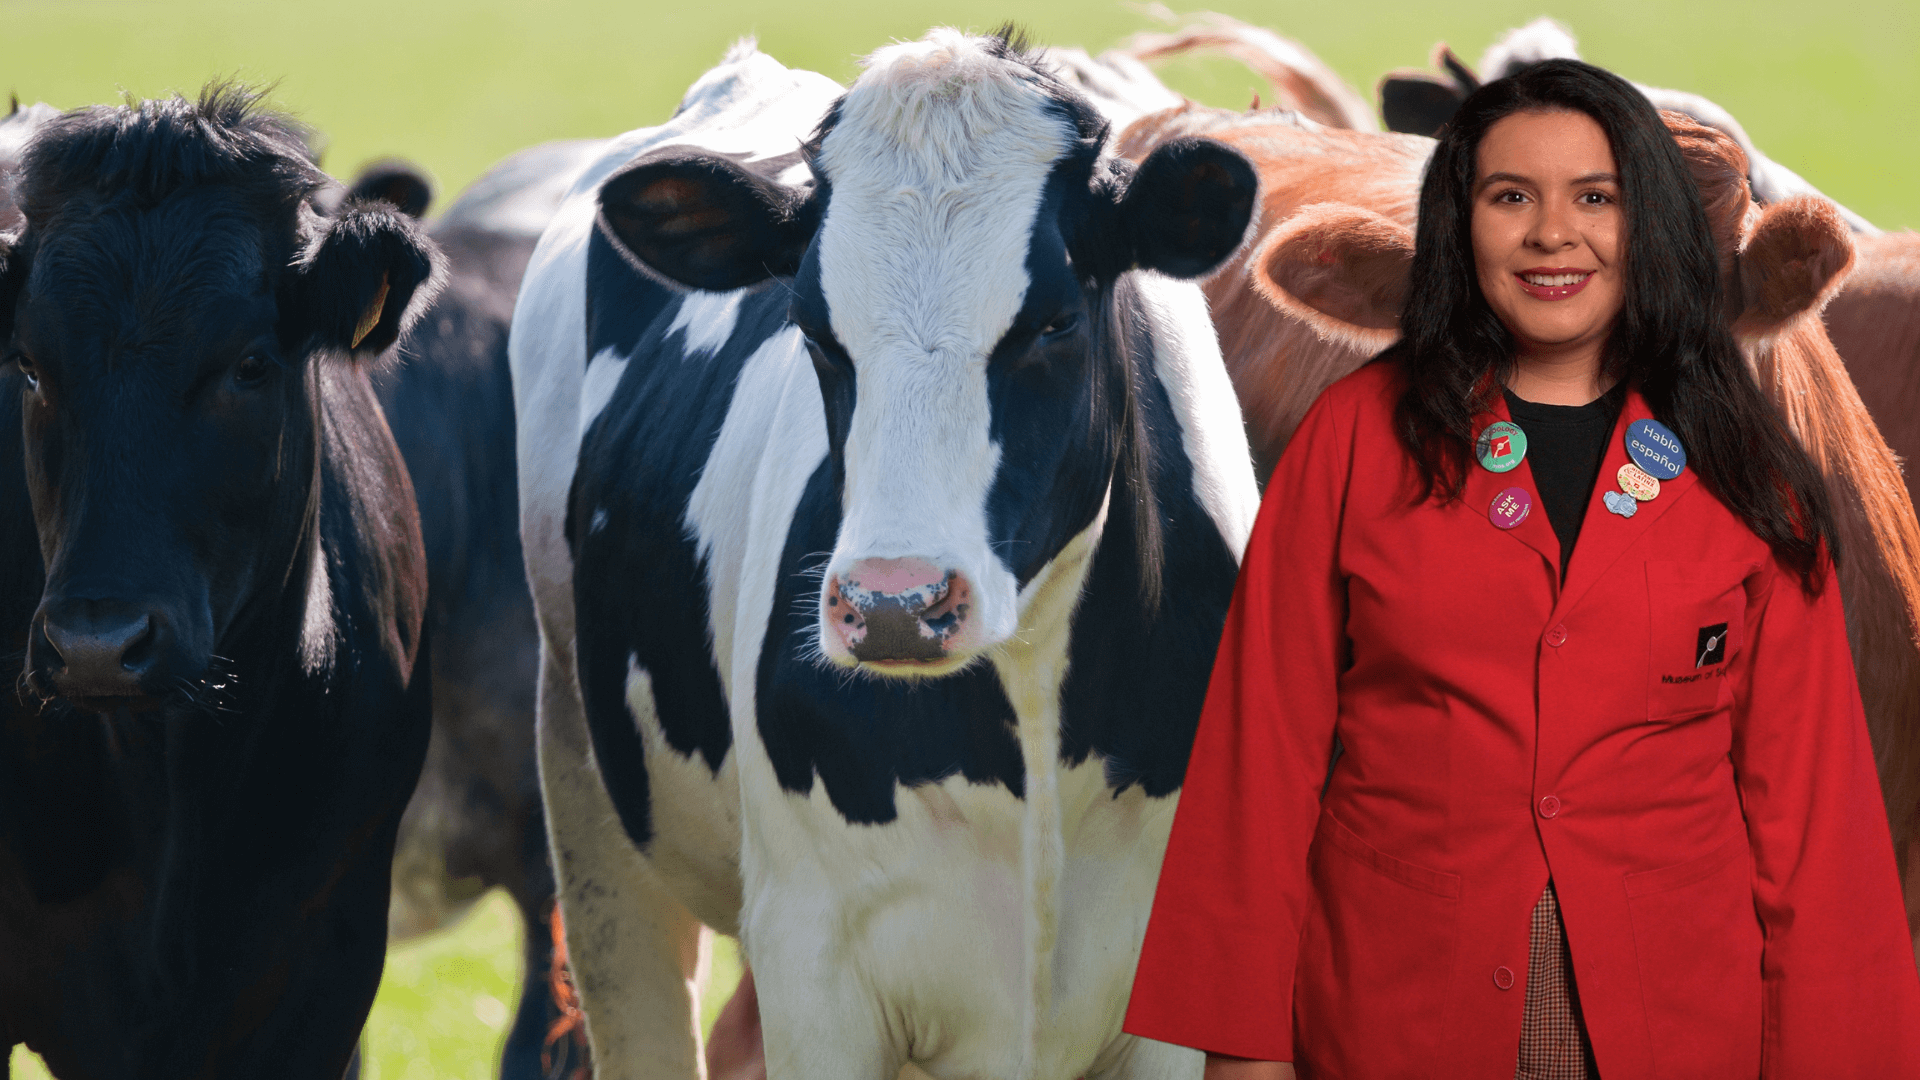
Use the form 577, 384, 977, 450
1516, 882, 1600, 1080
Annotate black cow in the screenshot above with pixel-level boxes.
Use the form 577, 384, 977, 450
342, 138, 605, 1080
0, 85, 438, 1079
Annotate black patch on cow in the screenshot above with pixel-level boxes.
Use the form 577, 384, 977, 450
1057, 287, 1241, 795
584, 224, 677, 362
568, 271, 790, 850
754, 459, 1026, 824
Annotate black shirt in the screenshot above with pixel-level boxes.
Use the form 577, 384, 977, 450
1504, 384, 1627, 579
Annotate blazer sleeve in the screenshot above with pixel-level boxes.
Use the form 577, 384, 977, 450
1121, 388, 1352, 1061
1730, 556, 1920, 1076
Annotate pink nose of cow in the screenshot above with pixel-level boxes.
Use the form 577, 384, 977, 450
826, 558, 971, 663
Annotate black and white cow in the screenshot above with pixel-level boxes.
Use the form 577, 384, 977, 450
511, 32, 1259, 1078
0, 86, 438, 1078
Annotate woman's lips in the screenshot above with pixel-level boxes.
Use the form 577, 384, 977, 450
1514, 268, 1595, 301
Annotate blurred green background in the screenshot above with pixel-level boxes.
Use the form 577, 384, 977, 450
2, 0, 1913, 1076
0, 0, 1911, 228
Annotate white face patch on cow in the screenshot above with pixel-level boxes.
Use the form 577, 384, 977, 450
667, 289, 745, 357
813, 31, 1079, 670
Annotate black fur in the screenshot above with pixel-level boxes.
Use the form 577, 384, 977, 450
0, 86, 435, 1078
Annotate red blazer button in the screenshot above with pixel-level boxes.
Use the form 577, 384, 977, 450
1494, 966, 1516, 990
1539, 795, 1561, 819
1545, 624, 1568, 647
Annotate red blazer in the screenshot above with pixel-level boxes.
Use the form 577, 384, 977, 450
1124, 362, 1920, 1078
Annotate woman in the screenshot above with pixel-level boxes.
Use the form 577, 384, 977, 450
1123, 59, 1920, 1079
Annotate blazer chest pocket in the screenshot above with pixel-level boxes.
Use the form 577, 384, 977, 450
1645, 561, 1751, 722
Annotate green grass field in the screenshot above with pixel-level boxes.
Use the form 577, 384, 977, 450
1, 0, 1914, 1076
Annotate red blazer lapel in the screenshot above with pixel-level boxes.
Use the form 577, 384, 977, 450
1465, 393, 1560, 574
1552, 386, 1700, 624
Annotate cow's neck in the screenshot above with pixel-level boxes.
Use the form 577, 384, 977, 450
989, 486, 1108, 1066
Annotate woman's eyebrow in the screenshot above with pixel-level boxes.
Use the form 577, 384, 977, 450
1477, 171, 1532, 191
1477, 170, 1621, 192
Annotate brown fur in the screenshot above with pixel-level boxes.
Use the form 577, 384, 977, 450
1118, 94, 1920, 954
1826, 231, 1920, 507
1115, 104, 1427, 479
1125, 14, 1377, 132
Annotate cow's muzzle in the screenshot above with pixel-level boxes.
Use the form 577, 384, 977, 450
825, 558, 972, 666
27, 598, 173, 711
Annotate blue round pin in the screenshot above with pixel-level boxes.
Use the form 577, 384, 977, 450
1624, 419, 1686, 480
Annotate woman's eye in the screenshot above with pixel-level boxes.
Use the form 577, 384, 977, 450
232, 354, 271, 386
10, 354, 37, 391
1497, 190, 1528, 205
1580, 191, 1614, 206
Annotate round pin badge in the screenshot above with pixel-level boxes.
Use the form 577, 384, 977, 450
1616, 463, 1661, 502
1489, 486, 1532, 530
1475, 421, 1528, 473
1624, 419, 1686, 480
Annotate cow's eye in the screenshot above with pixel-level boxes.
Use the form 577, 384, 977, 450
1040, 313, 1079, 340
232, 354, 272, 387
8, 351, 37, 391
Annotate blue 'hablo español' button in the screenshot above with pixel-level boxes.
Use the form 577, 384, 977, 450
1624, 419, 1686, 480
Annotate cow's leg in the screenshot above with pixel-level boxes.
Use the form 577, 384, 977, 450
749, 930, 900, 1080
538, 638, 707, 1079
497, 893, 570, 1080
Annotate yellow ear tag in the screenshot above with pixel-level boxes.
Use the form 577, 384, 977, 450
350, 275, 391, 350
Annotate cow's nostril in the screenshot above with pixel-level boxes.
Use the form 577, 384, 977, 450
828, 561, 973, 664
38, 604, 164, 699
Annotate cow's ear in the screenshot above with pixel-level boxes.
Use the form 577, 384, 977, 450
1248, 202, 1413, 353
291, 200, 443, 359
345, 159, 434, 220
1112, 137, 1257, 280
1378, 72, 1466, 137
1734, 194, 1853, 337
597, 151, 820, 292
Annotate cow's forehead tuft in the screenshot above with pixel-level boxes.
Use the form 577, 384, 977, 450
822, 29, 1084, 188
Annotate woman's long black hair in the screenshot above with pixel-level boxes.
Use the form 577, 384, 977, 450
1384, 58, 1836, 582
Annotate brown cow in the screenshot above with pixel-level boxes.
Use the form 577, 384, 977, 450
1116, 99, 1920, 948
1826, 233, 1920, 509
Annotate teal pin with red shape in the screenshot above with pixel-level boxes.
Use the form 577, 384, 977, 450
1477, 421, 1527, 473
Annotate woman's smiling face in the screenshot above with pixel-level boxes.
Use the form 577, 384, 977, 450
1472, 109, 1625, 362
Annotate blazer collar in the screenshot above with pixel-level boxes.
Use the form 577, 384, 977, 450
1552, 385, 1698, 623
1463, 385, 1700, 620
1464, 392, 1560, 574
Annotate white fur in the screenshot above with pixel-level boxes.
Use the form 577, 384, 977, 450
1133, 272, 1258, 559
668, 289, 746, 357
579, 348, 629, 437
1042, 47, 1183, 130
812, 29, 1077, 666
